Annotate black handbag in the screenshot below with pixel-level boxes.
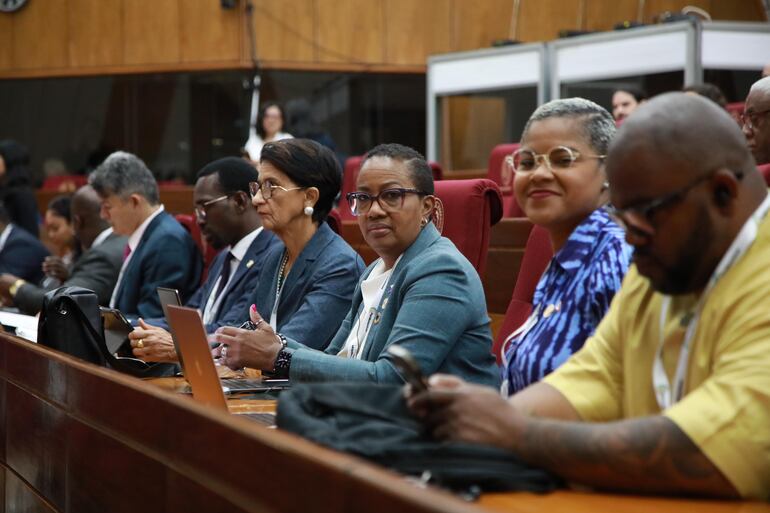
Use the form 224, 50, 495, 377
276, 382, 562, 496
38, 286, 177, 378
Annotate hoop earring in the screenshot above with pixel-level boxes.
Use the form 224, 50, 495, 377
602, 181, 610, 191
420, 218, 428, 227
304, 206, 314, 216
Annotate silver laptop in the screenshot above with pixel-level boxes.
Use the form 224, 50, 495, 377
165, 305, 278, 426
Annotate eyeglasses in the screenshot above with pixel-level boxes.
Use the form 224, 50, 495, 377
194, 195, 230, 221
605, 173, 719, 235
346, 188, 427, 216
509, 146, 606, 174
740, 108, 770, 130
248, 180, 304, 200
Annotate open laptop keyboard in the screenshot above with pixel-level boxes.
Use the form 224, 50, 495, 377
238, 412, 276, 427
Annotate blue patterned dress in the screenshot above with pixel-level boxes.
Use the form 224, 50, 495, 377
501, 208, 632, 395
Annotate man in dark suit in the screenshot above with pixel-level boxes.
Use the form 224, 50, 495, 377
128, 157, 279, 362
0, 185, 128, 314
90, 151, 202, 321
0, 201, 49, 287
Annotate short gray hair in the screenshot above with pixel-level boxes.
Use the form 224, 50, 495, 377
750, 76, 770, 96
89, 151, 159, 204
521, 98, 616, 154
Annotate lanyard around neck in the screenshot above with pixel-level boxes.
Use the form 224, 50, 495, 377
652, 195, 770, 409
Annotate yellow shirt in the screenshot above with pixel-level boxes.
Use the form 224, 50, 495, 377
544, 215, 770, 500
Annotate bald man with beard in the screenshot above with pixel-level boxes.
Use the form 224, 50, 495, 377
742, 76, 770, 165
408, 93, 770, 499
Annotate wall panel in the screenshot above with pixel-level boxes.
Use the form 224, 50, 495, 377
584, 0, 640, 31
11, 0, 68, 70
385, 0, 452, 65
67, 0, 123, 68
452, 0, 513, 51
251, 0, 316, 62
317, 0, 384, 64
181, 0, 241, 63
123, 0, 181, 65
709, 0, 767, 21
0, 16, 12, 70
642, 0, 710, 22
516, 0, 582, 42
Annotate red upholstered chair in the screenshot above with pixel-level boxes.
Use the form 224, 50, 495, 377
726, 102, 744, 125
759, 163, 770, 187
487, 143, 525, 218
429, 161, 443, 181
491, 225, 553, 363
433, 179, 503, 276
326, 208, 342, 234
40, 174, 88, 192
175, 214, 220, 283
339, 156, 364, 220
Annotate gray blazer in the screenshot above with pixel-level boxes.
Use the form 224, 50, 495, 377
14, 232, 127, 314
287, 223, 501, 387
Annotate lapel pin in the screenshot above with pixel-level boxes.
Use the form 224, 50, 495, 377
246, 260, 254, 268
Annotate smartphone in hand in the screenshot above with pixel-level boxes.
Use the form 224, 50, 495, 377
387, 345, 428, 393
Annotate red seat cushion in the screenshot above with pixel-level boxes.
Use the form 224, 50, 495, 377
434, 179, 503, 277
487, 143, 525, 218
492, 224, 553, 363
759, 164, 770, 187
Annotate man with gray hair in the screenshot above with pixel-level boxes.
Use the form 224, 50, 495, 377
742, 76, 770, 165
90, 152, 201, 321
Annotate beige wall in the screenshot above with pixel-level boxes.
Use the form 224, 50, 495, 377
0, 0, 765, 78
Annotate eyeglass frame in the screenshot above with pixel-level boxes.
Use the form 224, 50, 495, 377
345, 188, 428, 216
194, 194, 231, 221
740, 108, 770, 130
248, 180, 306, 200
605, 170, 742, 235
509, 145, 606, 174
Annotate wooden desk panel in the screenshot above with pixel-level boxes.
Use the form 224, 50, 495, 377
479, 491, 770, 513
0, 333, 480, 513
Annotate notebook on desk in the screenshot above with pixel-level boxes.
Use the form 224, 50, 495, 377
165, 304, 280, 427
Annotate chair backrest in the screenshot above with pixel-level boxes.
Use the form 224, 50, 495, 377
491, 224, 553, 363
726, 101, 745, 117
429, 161, 443, 182
339, 156, 364, 220
40, 174, 88, 192
487, 143, 525, 218
326, 208, 342, 234
758, 163, 770, 187
175, 214, 219, 283
433, 179, 503, 276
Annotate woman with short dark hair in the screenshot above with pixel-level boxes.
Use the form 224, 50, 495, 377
214, 143, 500, 387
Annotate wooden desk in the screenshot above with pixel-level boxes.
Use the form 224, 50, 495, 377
1, 333, 767, 512
479, 491, 770, 513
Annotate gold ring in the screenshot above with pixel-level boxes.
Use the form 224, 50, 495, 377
136, 339, 144, 349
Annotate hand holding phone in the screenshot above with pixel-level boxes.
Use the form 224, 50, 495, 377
387, 345, 428, 394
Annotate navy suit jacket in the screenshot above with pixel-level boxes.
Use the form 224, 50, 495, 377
112, 212, 202, 321
225, 222, 364, 350
287, 223, 501, 387
0, 224, 50, 283
146, 228, 279, 333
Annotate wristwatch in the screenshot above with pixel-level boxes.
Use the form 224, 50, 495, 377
272, 333, 292, 376
9, 278, 26, 298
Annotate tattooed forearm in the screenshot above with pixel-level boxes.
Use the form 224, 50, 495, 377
511, 415, 739, 498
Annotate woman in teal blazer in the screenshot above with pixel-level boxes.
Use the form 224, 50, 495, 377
215, 143, 499, 388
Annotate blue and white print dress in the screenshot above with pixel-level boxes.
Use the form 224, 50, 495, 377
501, 207, 632, 395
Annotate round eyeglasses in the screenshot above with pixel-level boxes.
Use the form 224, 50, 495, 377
248, 180, 304, 200
740, 108, 770, 131
346, 188, 427, 216
510, 146, 606, 174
